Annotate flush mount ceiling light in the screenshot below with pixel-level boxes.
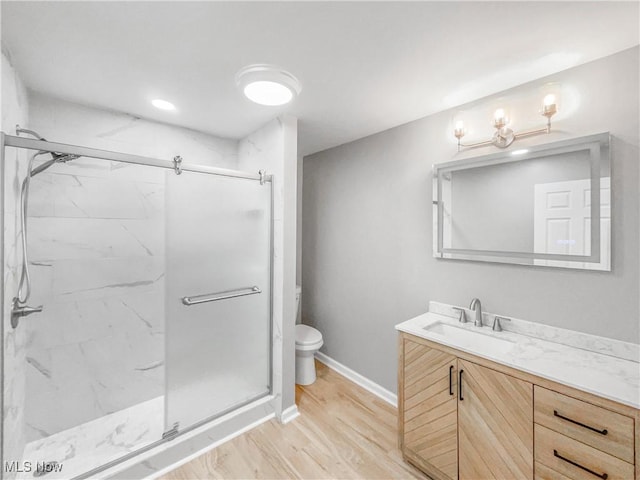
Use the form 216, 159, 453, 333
453, 93, 558, 152
235, 64, 302, 106
151, 99, 176, 111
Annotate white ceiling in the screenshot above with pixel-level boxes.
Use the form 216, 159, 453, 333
2, 2, 638, 156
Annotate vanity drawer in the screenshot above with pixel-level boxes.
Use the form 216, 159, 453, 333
535, 461, 575, 480
535, 424, 634, 480
534, 386, 634, 463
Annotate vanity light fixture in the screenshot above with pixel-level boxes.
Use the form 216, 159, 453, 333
236, 64, 302, 106
454, 94, 558, 152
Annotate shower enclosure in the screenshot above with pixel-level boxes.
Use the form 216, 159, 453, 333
1, 132, 273, 479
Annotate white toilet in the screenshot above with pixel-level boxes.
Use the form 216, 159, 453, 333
295, 285, 323, 385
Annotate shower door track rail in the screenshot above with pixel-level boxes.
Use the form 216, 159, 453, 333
1, 134, 273, 182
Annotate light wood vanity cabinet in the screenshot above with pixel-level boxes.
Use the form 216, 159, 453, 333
399, 334, 533, 479
458, 358, 533, 479
402, 340, 458, 479
398, 332, 640, 480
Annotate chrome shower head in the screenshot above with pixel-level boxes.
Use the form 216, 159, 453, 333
15, 127, 81, 177
52, 152, 80, 163
30, 152, 81, 177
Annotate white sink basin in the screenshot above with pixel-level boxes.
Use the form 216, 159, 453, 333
423, 321, 515, 355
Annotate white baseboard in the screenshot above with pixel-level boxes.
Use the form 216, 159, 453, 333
279, 404, 300, 424
315, 351, 397, 407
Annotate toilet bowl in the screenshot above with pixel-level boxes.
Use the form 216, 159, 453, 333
295, 285, 323, 385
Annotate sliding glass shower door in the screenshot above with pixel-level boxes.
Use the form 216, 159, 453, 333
2, 130, 274, 478
164, 171, 272, 433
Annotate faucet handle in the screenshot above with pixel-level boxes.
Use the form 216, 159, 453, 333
452, 307, 467, 323
492, 315, 511, 332
10, 298, 43, 329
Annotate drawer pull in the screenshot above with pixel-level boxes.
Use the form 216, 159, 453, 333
553, 410, 608, 435
449, 365, 454, 396
553, 449, 608, 479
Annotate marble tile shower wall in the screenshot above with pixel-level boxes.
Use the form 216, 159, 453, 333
19, 94, 239, 441
2, 51, 30, 478
24, 164, 165, 440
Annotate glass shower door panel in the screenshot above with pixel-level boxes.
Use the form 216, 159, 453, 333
3, 153, 167, 479
165, 171, 271, 432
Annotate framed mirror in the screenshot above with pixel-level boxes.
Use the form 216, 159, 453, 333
433, 132, 611, 270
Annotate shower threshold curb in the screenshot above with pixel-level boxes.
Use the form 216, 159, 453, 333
92, 394, 275, 480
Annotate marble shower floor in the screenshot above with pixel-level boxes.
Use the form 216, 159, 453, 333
18, 396, 164, 480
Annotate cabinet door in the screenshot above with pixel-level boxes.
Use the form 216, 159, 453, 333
401, 338, 458, 480
458, 359, 533, 479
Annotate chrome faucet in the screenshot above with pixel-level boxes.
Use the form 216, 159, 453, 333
469, 298, 483, 327
10, 298, 43, 329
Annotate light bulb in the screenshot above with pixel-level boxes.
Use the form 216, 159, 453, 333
542, 94, 558, 117
493, 108, 508, 128
455, 120, 464, 130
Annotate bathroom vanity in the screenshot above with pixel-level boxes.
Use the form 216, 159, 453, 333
396, 304, 640, 480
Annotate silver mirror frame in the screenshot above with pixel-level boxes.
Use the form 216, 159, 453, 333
433, 132, 611, 271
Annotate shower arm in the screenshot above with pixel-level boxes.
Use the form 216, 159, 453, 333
16, 125, 46, 141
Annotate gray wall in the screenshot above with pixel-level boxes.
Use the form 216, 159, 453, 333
301, 47, 640, 393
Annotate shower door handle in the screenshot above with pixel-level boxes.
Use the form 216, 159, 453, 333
182, 286, 261, 306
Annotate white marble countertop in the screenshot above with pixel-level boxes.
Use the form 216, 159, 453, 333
396, 308, 640, 410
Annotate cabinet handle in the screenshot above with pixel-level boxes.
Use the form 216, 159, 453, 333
553, 410, 608, 435
449, 365, 454, 396
459, 369, 464, 401
553, 449, 608, 479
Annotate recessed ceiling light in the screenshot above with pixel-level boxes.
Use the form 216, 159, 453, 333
235, 64, 301, 106
151, 99, 176, 111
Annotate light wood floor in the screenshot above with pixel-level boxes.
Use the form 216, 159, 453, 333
161, 361, 427, 480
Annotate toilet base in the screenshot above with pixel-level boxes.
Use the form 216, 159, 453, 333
295, 349, 319, 385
